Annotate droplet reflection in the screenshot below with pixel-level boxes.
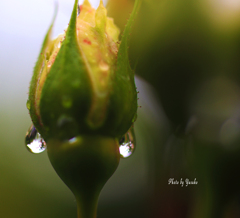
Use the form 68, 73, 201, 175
119, 127, 136, 158
69, 137, 77, 144
25, 124, 46, 154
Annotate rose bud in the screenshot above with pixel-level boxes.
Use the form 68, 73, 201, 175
27, 0, 138, 142
25, 0, 141, 217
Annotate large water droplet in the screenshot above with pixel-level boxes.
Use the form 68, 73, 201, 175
25, 124, 46, 154
119, 127, 136, 158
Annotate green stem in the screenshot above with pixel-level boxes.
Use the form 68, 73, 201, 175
76, 196, 98, 218
47, 136, 120, 218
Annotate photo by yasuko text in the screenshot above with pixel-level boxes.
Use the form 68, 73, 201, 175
168, 178, 198, 187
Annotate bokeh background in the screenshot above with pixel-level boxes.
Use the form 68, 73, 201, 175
1, 0, 240, 217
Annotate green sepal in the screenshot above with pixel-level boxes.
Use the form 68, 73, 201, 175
40, 0, 92, 141
117, 0, 142, 75
104, 0, 142, 138
27, 6, 58, 140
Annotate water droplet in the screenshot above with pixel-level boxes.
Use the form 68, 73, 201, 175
26, 99, 31, 110
99, 61, 109, 71
25, 124, 46, 154
69, 137, 77, 144
57, 41, 61, 48
62, 95, 72, 108
72, 80, 81, 88
57, 115, 79, 140
57, 115, 74, 128
119, 127, 136, 158
132, 113, 137, 123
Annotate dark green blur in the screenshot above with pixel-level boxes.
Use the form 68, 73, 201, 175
108, 0, 240, 217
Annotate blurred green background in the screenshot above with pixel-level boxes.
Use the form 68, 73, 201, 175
1, 0, 240, 217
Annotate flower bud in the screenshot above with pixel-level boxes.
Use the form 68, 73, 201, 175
26, 1, 141, 217
27, 0, 138, 142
